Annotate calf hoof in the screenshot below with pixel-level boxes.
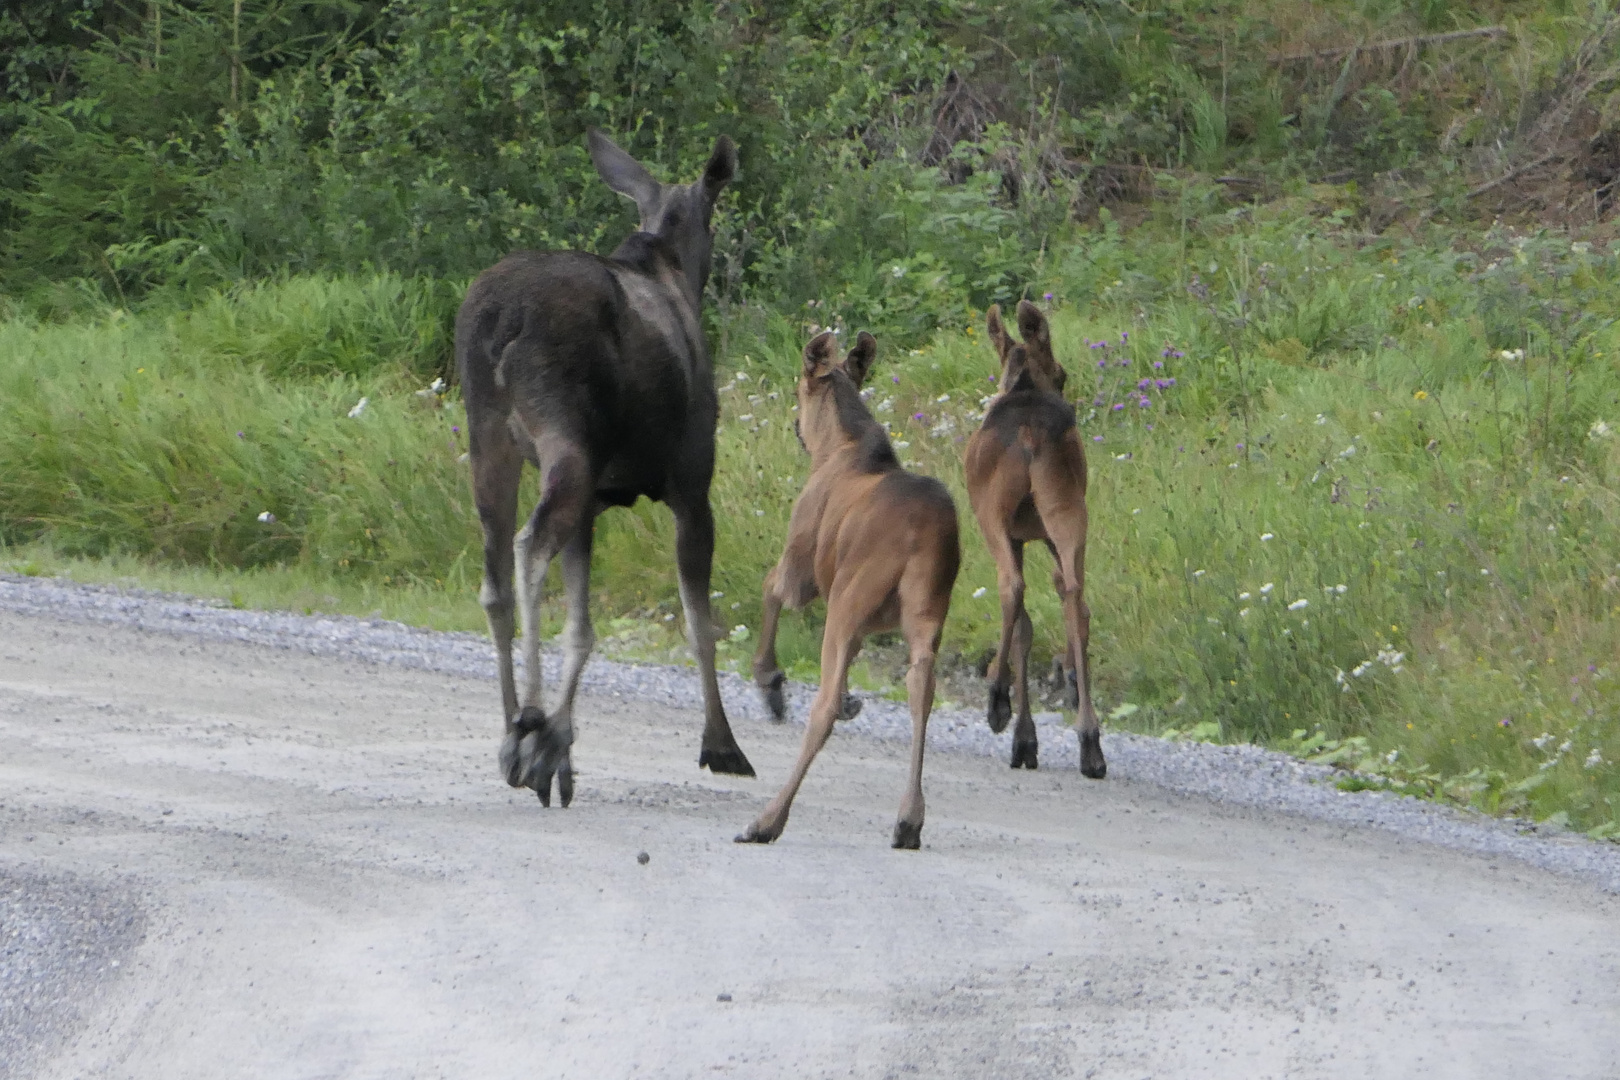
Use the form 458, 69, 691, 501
891, 820, 922, 850
760, 672, 787, 722
1062, 670, 1080, 711
700, 746, 757, 778
987, 684, 1012, 734
840, 693, 863, 721
734, 820, 781, 844
1011, 740, 1039, 770
1079, 729, 1107, 779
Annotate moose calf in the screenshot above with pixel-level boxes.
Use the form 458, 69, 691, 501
742, 332, 960, 849
963, 301, 1106, 777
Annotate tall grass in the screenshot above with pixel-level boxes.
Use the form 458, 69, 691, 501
3, 201, 1618, 836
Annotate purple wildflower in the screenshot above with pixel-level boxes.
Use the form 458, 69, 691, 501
892, 375, 900, 384
1137, 378, 1152, 390
1153, 360, 1164, 369
1093, 435, 1104, 442
1043, 292, 1053, 300
913, 412, 925, 421
1090, 340, 1107, 349
1161, 346, 1173, 358
1112, 403, 1125, 412
1120, 332, 1129, 342
988, 375, 996, 382
1138, 397, 1152, 408
1092, 397, 1105, 406
1235, 442, 1245, 450
1155, 379, 1173, 389
1098, 359, 1107, 369
1173, 350, 1184, 358
452, 425, 461, 434
236, 431, 245, 439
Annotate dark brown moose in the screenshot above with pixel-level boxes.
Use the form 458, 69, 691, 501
455, 130, 753, 806
742, 331, 960, 848
963, 301, 1106, 778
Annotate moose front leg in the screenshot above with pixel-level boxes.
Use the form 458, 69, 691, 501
671, 496, 755, 777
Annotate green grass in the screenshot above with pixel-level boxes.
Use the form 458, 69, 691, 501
3, 195, 1619, 839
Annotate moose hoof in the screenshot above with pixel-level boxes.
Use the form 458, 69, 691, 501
1062, 670, 1080, 711
891, 820, 922, 850
498, 729, 527, 788
840, 693, 863, 721
760, 672, 787, 722
1080, 729, 1107, 779
700, 746, 757, 778
1011, 740, 1039, 770
734, 820, 780, 844
987, 684, 1012, 734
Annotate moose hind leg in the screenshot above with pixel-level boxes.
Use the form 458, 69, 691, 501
893, 617, 943, 850
508, 438, 591, 794
532, 514, 596, 808
671, 495, 754, 776
468, 426, 525, 785
1009, 609, 1039, 770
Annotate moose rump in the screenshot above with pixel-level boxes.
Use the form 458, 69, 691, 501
456, 130, 752, 808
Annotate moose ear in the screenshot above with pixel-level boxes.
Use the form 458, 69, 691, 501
702, 135, 737, 199
843, 331, 878, 387
588, 129, 660, 215
986, 303, 1013, 361
803, 331, 840, 378
1015, 298, 1050, 349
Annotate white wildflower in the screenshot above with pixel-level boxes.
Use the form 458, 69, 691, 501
1315, 413, 1327, 425
1386, 749, 1399, 764
1334, 668, 1348, 688
347, 396, 369, 418
1590, 419, 1613, 440
1586, 748, 1605, 769
710, 591, 724, 599
1260, 532, 1275, 542
1193, 569, 1206, 578
1351, 661, 1373, 678
892, 264, 907, 278
738, 414, 753, 422
1260, 582, 1274, 595
936, 393, 951, 403
1238, 607, 1251, 618
256, 510, 276, 524
1532, 732, 1554, 750
1337, 445, 1356, 459
754, 509, 764, 517
894, 440, 910, 449
1239, 591, 1251, 600
971, 587, 987, 599
729, 625, 750, 643
1288, 598, 1309, 611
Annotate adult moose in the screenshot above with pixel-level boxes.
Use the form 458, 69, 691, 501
455, 130, 753, 807
741, 331, 960, 849
963, 301, 1106, 778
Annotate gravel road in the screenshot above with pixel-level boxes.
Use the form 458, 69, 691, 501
1, 574, 1618, 1078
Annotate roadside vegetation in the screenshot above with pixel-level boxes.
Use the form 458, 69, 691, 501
3, 0, 1619, 836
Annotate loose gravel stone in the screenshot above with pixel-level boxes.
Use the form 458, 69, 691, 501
3, 572, 1618, 894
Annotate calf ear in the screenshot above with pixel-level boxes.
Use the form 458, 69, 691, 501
842, 332, 878, 387
1015, 299, 1051, 349
986, 304, 1014, 361
803, 331, 840, 378
588, 129, 660, 217
703, 135, 737, 200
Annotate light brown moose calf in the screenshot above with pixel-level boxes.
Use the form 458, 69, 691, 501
963, 300, 1106, 777
741, 331, 960, 849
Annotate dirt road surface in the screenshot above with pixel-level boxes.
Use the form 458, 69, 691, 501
2, 607, 1618, 1079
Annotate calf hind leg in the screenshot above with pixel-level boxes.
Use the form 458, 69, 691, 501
893, 615, 943, 849
1009, 609, 1039, 770
984, 539, 1026, 735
